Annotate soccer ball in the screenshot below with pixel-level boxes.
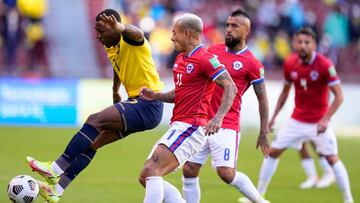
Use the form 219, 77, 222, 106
7, 175, 39, 203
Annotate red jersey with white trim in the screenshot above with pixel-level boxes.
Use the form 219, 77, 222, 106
284, 52, 340, 123
208, 44, 265, 131
171, 45, 226, 126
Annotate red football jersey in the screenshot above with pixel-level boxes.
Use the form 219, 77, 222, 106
171, 44, 226, 126
208, 44, 265, 131
284, 52, 340, 123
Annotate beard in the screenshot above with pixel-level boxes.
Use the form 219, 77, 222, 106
225, 36, 241, 48
298, 51, 309, 61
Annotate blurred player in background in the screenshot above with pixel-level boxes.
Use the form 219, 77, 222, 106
138, 13, 237, 203
250, 27, 354, 203
26, 8, 164, 202
181, 9, 270, 203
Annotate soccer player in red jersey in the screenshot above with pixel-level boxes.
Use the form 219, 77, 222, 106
181, 9, 270, 203
253, 27, 353, 203
138, 13, 237, 203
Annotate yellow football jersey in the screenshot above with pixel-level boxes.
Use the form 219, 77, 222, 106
105, 36, 164, 98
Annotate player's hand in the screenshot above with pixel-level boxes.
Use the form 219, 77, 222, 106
140, 87, 156, 100
204, 116, 222, 136
268, 118, 275, 133
113, 92, 121, 104
317, 117, 329, 134
256, 132, 270, 158
99, 14, 123, 32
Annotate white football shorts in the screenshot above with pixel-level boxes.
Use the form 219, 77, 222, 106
147, 121, 207, 166
271, 118, 338, 155
188, 128, 241, 168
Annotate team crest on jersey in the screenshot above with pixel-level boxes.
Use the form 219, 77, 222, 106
233, 61, 243, 70
290, 71, 298, 80
186, 63, 194, 73
310, 70, 319, 81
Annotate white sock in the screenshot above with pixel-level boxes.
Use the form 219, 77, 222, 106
301, 158, 318, 179
163, 180, 184, 203
182, 176, 200, 203
54, 184, 64, 196
51, 162, 64, 176
332, 161, 353, 202
319, 157, 333, 175
230, 172, 265, 203
144, 176, 164, 203
257, 157, 279, 196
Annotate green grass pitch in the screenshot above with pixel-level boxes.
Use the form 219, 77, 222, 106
0, 126, 359, 203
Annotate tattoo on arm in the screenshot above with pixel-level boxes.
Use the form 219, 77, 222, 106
253, 82, 269, 133
214, 72, 237, 119
157, 89, 175, 103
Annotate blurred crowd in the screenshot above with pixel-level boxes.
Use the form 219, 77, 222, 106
1, 0, 360, 82
0, 0, 49, 77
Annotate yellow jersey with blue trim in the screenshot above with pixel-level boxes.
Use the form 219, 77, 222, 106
105, 35, 164, 98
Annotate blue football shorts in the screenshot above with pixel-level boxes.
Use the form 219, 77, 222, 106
114, 97, 163, 137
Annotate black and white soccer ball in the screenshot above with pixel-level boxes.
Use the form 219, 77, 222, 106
7, 175, 39, 203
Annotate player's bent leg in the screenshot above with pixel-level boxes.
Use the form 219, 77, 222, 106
182, 162, 202, 203
216, 167, 266, 203
257, 148, 284, 196
325, 155, 354, 203
140, 144, 182, 203
90, 130, 122, 150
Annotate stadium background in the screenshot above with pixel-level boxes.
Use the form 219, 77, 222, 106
0, 0, 359, 202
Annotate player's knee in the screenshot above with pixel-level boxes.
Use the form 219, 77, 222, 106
138, 174, 146, 187
269, 148, 283, 158
183, 162, 201, 178
216, 167, 235, 184
325, 155, 339, 165
86, 113, 100, 125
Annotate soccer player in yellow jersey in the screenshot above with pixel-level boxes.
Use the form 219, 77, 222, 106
26, 9, 164, 202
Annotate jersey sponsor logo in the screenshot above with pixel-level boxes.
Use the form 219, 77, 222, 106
329, 66, 336, 77
291, 71, 298, 80
209, 57, 221, 69
232, 61, 243, 70
310, 70, 319, 81
186, 63, 194, 73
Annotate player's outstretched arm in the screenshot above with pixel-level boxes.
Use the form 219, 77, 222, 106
268, 83, 292, 131
205, 71, 237, 136
99, 14, 144, 42
317, 83, 343, 134
140, 88, 175, 103
253, 82, 270, 157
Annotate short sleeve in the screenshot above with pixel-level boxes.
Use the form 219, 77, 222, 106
248, 59, 265, 85
200, 55, 227, 81
323, 59, 340, 86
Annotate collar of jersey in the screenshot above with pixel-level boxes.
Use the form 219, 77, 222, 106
226, 45, 248, 55
186, 44, 205, 57
308, 52, 316, 64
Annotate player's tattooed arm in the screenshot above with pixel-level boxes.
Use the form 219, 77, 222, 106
205, 71, 237, 136
253, 82, 270, 157
156, 89, 175, 103
112, 70, 121, 103
140, 88, 175, 103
